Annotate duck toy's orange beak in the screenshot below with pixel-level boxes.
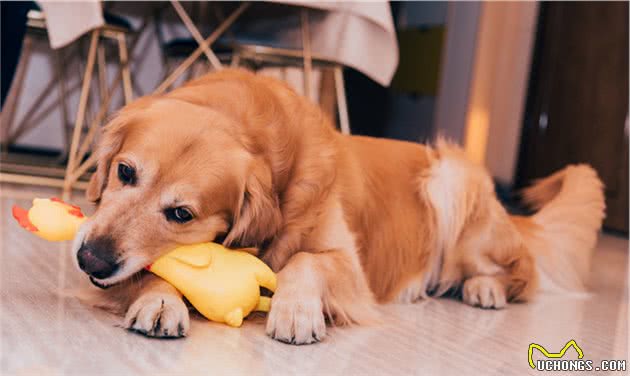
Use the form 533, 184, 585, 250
12, 205, 39, 233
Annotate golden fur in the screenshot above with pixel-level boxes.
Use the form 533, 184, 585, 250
74, 69, 606, 344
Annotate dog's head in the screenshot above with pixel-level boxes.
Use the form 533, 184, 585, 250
74, 95, 282, 288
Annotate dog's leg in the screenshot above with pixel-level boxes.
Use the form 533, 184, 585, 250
459, 245, 537, 309
462, 275, 507, 308
123, 273, 190, 337
423, 141, 538, 309
451, 206, 538, 310
266, 250, 377, 345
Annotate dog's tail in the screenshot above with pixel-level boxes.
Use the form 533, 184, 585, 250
514, 165, 606, 293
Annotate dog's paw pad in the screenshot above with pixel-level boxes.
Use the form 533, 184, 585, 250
462, 276, 507, 309
124, 293, 189, 338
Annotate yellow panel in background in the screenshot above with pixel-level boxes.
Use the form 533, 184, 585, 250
391, 27, 445, 96
464, 107, 489, 165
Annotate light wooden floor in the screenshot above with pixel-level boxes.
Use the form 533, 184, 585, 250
1, 184, 628, 376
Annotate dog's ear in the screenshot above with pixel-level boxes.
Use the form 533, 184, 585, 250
224, 159, 282, 248
86, 115, 129, 202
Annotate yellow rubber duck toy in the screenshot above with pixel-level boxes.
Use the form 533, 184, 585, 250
12, 197, 87, 241
12, 198, 276, 327
148, 243, 276, 327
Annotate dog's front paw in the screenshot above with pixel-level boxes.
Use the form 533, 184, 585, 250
462, 275, 507, 309
266, 292, 326, 345
124, 293, 190, 338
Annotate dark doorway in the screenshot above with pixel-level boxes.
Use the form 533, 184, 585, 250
517, 2, 628, 233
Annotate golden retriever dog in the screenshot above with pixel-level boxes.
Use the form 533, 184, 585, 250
73, 69, 605, 344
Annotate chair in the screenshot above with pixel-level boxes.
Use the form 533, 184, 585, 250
0, 7, 138, 193
232, 42, 350, 135
153, 2, 234, 84
62, 12, 137, 197
154, 3, 351, 134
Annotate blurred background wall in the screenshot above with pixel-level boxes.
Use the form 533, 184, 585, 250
2, 1, 627, 232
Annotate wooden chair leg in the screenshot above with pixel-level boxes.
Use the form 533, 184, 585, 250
7, 75, 75, 145
1, 36, 33, 149
318, 68, 337, 124
334, 66, 351, 135
97, 44, 108, 102
63, 30, 99, 200
55, 48, 71, 161
70, 23, 151, 191
230, 52, 241, 68
300, 9, 313, 101
154, 2, 249, 94
170, 0, 222, 70
117, 32, 133, 104
86, 17, 150, 141
187, 60, 196, 81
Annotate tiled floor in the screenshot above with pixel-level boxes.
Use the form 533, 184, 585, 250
1, 184, 628, 375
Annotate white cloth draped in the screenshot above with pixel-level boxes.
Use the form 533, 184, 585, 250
37, 1, 398, 86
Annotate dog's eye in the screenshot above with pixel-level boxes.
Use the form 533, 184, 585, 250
117, 163, 136, 185
164, 207, 194, 223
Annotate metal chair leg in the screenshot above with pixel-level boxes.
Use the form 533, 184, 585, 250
63, 30, 99, 199
334, 66, 351, 135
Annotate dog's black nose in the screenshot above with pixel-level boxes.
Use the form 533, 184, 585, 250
77, 238, 119, 279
